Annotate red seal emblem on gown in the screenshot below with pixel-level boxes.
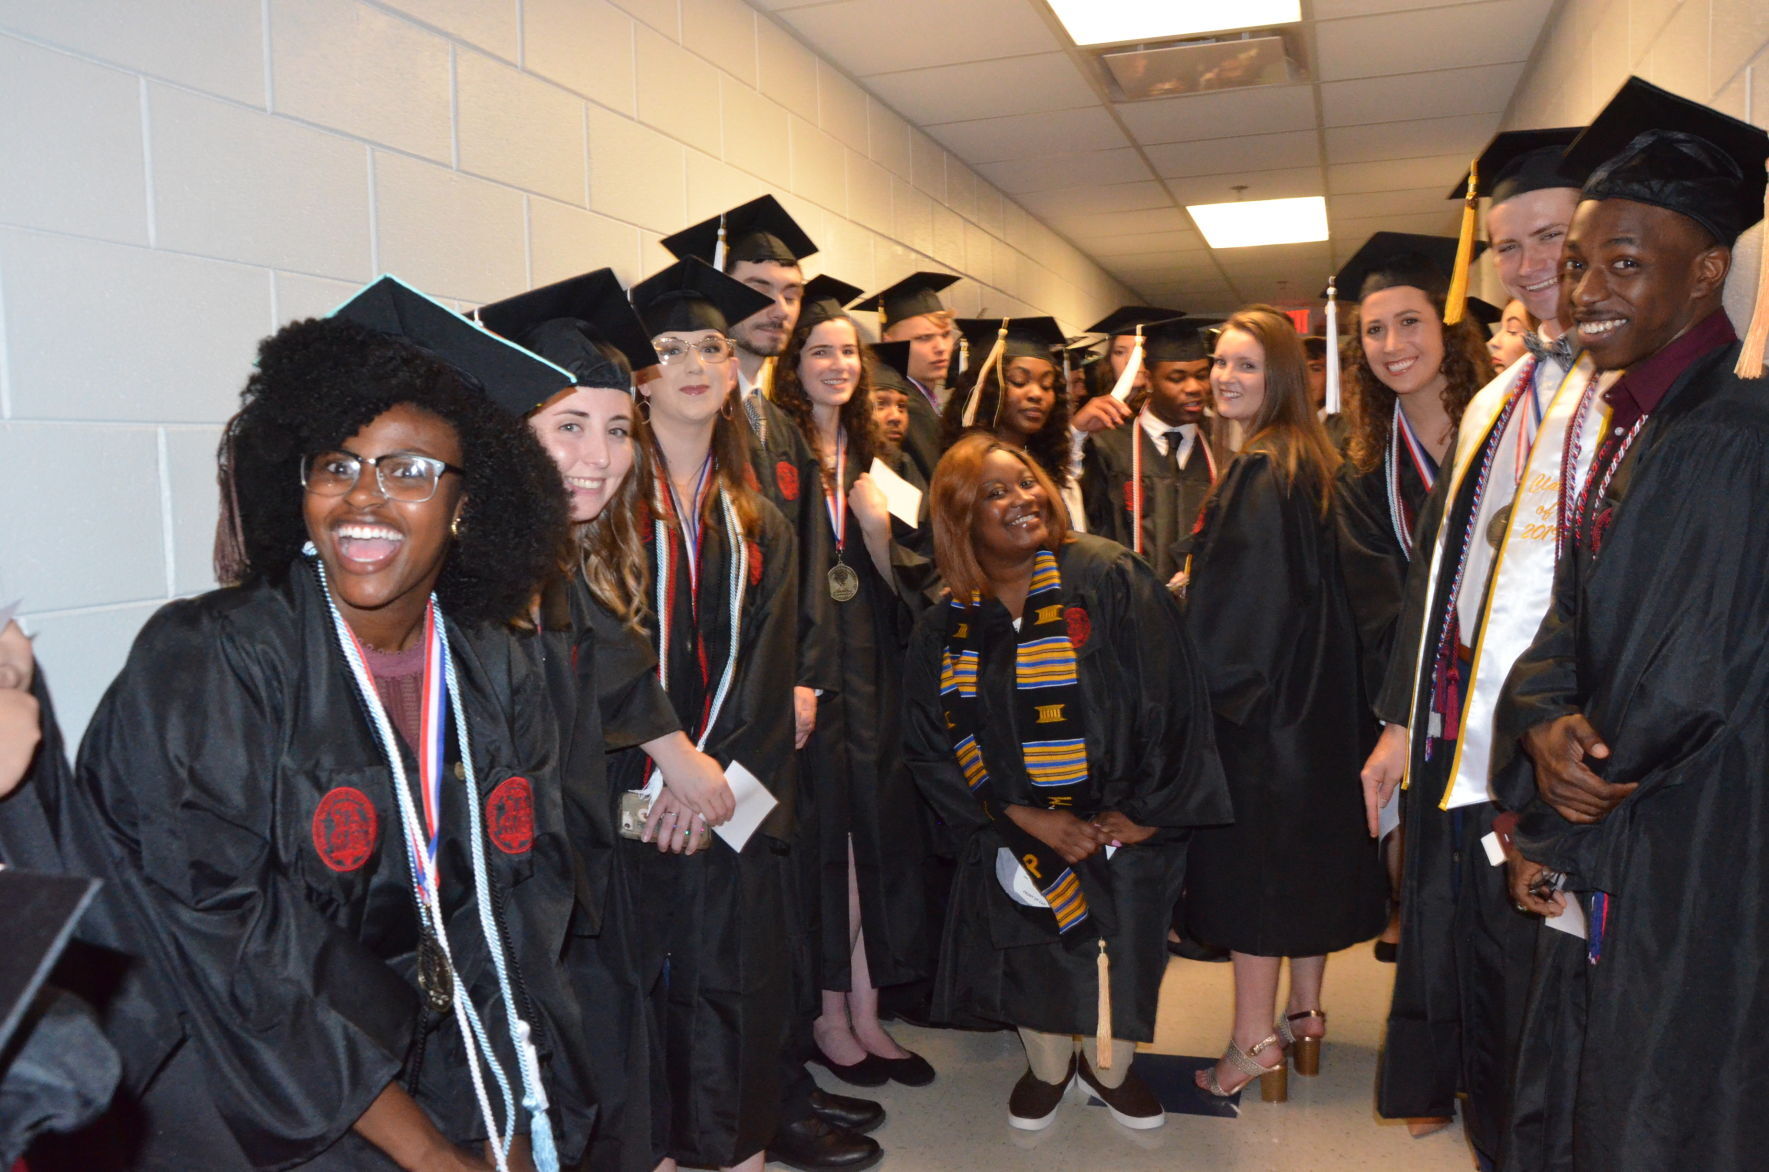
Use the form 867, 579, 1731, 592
486, 776, 535, 855
312, 787, 378, 872
747, 540, 764, 586
1063, 606, 1091, 649
775, 460, 800, 501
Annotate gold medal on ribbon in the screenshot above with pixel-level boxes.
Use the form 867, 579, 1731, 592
1486, 503, 1512, 550
417, 923, 453, 1015
828, 560, 859, 602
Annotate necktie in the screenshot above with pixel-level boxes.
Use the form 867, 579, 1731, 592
1165, 428, 1188, 471
745, 390, 766, 445
1522, 331, 1574, 368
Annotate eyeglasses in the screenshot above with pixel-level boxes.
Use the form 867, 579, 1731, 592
653, 337, 736, 365
301, 449, 463, 503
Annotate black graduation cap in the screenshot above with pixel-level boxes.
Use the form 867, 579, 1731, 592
868, 340, 915, 394
476, 268, 656, 401
331, 275, 575, 409
854, 272, 960, 326
798, 274, 864, 331
1447, 128, 1586, 205
1145, 317, 1222, 364
629, 257, 775, 338
661, 194, 818, 268
1565, 75, 1769, 246
955, 316, 1068, 363
1062, 338, 1104, 369
1086, 305, 1187, 338
1465, 297, 1504, 330
0, 870, 100, 1054
1329, 232, 1489, 302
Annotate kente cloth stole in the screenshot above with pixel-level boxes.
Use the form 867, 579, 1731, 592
941, 550, 1092, 934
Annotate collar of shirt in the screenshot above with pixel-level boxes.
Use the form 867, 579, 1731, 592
907, 375, 939, 409
737, 367, 759, 400
1604, 308, 1737, 428
1137, 407, 1195, 456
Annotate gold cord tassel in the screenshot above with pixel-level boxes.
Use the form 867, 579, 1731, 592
962, 319, 1009, 427
1095, 938, 1113, 1070
1734, 161, 1769, 379
1444, 160, 1479, 326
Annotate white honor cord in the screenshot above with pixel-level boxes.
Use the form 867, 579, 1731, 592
646, 485, 748, 799
311, 560, 535, 1171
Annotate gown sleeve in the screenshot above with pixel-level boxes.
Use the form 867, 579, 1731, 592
1184, 452, 1319, 727
900, 607, 991, 840
1334, 463, 1408, 702
74, 600, 415, 1167
1373, 461, 1451, 725
582, 594, 682, 751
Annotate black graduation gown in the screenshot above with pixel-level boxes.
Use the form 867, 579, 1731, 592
1081, 419, 1217, 583
899, 380, 945, 485
901, 535, 1230, 1040
1490, 340, 1769, 1172
605, 492, 800, 1169
66, 565, 596, 1170
1182, 446, 1386, 956
1334, 449, 1430, 701
799, 460, 930, 992
1369, 428, 1543, 1154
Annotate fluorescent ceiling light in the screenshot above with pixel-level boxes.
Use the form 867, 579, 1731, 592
1047, 1, 1301, 46
1186, 196, 1328, 248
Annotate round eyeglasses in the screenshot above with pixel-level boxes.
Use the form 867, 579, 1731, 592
301, 450, 463, 503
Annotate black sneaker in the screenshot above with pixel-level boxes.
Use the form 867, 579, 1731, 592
1078, 1053, 1164, 1130
1007, 1054, 1076, 1131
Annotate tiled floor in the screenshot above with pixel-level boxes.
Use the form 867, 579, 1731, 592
797, 944, 1477, 1170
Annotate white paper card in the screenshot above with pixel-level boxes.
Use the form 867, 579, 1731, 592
1545, 893, 1588, 940
1378, 792, 1402, 842
868, 457, 923, 527
1481, 830, 1507, 867
714, 760, 778, 853
0, 601, 20, 630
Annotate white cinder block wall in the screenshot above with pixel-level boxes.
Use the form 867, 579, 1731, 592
0, 0, 1135, 740
1500, 0, 1769, 325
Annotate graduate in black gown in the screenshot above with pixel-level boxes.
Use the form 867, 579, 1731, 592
610, 257, 805, 1172
68, 281, 598, 1170
901, 433, 1230, 1131
854, 273, 961, 485
1080, 319, 1222, 588
770, 292, 934, 1088
1490, 81, 1769, 1172
1182, 305, 1386, 1101
941, 318, 1074, 490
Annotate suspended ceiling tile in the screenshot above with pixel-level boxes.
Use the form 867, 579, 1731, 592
976, 148, 1152, 193
1314, 0, 1553, 82
1083, 229, 1207, 257
1113, 84, 1319, 145
925, 106, 1130, 163
1164, 164, 1324, 206
862, 52, 1099, 125
1323, 112, 1498, 164
1017, 180, 1173, 218
1146, 128, 1321, 179
1046, 205, 1193, 238
777, 0, 1060, 77
1327, 185, 1452, 220
1320, 61, 1526, 126
1327, 151, 1469, 194
1329, 209, 1464, 250
1312, 0, 1460, 17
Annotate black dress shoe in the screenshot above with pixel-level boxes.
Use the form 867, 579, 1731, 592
809, 1050, 892, 1087
875, 1050, 936, 1087
1166, 937, 1230, 962
1373, 938, 1398, 964
768, 1116, 883, 1172
809, 1089, 885, 1135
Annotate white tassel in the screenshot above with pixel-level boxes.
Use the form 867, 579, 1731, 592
712, 212, 729, 272
1108, 327, 1144, 403
1324, 279, 1342, 417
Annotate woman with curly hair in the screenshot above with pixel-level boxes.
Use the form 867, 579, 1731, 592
770, 293, 934, 1088
1182, 305, 1386, 1102
1331, 239, 1493, 990
940, 317, 1074, 491
68, 278, 596, 1171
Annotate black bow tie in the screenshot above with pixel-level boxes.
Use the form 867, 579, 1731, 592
1522, 331, 1575, 368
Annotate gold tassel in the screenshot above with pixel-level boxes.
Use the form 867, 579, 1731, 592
962, 319, 1009, 427
1734, 160, 1769, 379
1443, 159, 1479, 326
1095, 939, 1112, 1070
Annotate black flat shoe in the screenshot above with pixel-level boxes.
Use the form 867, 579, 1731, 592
768, 1116, 882, 1172
1167, 937, 1230, 962
809, 1089, 885, 1134
874, 1050, 935, 1087
1373, 939, 1398, 963
809, 1050, 892, 1087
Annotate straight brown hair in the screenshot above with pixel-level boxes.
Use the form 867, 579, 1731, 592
1214, 304, 1341, 513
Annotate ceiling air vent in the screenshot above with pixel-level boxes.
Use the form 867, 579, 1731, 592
1101, 31, 1303, 101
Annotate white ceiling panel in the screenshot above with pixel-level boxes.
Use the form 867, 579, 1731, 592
975, 148, 1153, 193
1328, 210, 1464, 254
1321, 62, 1527, 126
1323, 112, 1499, 165
1327, 185, 1453, 220
926, 106, 1131, 163
1312, 0, 1462, 17
1045, 205, 1194, 238
1084, 230, 1208, 257
778, 0, 1060, 76
1314, 0, 1553, 82
1114, 84, 1320, 145
1327, 152, 1471, 194
1163, 165, 1325, 207
1146, 129, 1322, 179
863, 53, 1099, 125
1017, 181, 1173, 218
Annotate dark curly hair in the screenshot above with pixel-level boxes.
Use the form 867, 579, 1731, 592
770, 312, 880, 488
216, 316, 571, 628
1345, 289, 1491, 475
939, 358, 1073, 487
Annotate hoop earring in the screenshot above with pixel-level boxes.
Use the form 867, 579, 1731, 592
636, 396, 652, 423
720, 395, 736, 420
450, 515, 463, 540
